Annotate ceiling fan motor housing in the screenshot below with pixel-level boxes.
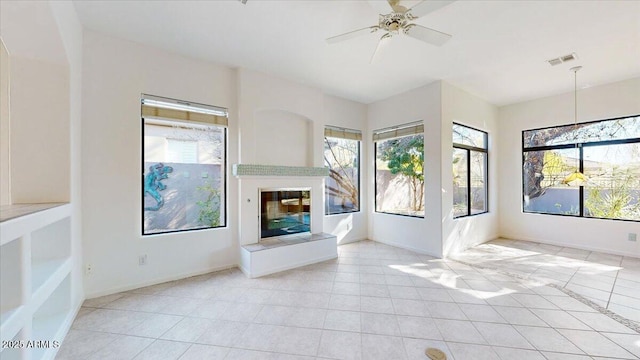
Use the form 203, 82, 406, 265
379, 12, 410, 33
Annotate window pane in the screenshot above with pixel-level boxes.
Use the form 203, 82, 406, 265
453, 124, 487, 148
523, 148, 579, 215
144, 120, 226, 234
453, 148, 468, 217
524, 116, 640, 148
470, 151, 487, 214
584, 143, 640, 221
167, 139, 198, 163
375, 134, 424, 217
324, 136, 360, 214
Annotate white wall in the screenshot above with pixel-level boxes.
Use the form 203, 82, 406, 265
237, 69, 324, 167
50, 0, 86, 314
9, 57, 70, 203
82, 31, 239, 297
323, 95, 368, 244
498, 77, 640, 257
254, 109, 312, 167
237, 70, 368, 245
0, 1, 71, 204
441, 82, 499, 256
367, 82, 443, 256
0, 39, 9, 206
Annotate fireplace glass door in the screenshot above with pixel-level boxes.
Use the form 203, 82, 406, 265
260, 189, 311, 238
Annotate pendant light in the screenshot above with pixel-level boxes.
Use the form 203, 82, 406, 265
562, 66, 588, 186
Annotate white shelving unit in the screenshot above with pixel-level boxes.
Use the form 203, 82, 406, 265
1, 204, 74, 360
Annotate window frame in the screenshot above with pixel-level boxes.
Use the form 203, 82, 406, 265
521, 114, 640, 223
373, 122, 425, 218
453, 123, 489, 219
141, 94, 228, 236
323, 128, 361, 216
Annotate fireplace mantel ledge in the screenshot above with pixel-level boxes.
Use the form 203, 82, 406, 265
233, 164, 329, 177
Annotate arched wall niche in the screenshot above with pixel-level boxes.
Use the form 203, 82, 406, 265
253, 108, 313, 167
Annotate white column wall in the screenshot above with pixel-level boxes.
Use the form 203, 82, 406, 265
50, 0, 86, 311
367, 82, 443, 256
441, 82, 499, 256
323, 95, 368, 244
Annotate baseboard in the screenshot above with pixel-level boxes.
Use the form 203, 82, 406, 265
337, 236, 366, 246
499, 234, 638, 258
371, 237, 441, 258
443, 235, 500, 258
85, 263, 238, 299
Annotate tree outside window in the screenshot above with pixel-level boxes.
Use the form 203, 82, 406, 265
522, 116, 640, 221
324, 132, 360, 215
374, 122, 425, 217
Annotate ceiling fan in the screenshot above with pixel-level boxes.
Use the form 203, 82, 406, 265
326, 0, 455, 61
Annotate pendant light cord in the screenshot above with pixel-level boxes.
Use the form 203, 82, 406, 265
572, 66, 582, 139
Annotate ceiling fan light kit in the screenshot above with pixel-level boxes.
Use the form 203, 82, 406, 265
326, 0, 455, 61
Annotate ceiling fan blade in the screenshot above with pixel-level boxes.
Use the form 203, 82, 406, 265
407, 0, 455, 18
370, 33, 392, 63
326, 26, 379, 44
404, 24, 451, 46
368, 0, 394, 15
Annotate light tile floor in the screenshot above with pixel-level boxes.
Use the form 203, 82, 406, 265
450, 238, 640, 326
57, 239, 640, 360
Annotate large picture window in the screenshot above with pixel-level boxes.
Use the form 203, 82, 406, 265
522, 115, 640, 221
374, 122, 424, 217
324, 126, 361, 215
453, 124, 488, 218
142, 95, 228, 235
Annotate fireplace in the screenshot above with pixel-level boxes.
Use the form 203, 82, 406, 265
235, 165, 336, 278
260, 188, 311, 239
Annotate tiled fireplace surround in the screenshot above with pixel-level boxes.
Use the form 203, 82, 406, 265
234, 164, 338, 278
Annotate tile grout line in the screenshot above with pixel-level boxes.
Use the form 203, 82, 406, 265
606, 267, 621, 310
561, 250, 586, 290
75, 242, 638, 360
451, 258, 640, 334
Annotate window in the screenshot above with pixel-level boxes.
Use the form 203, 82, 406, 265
453, 124, 488, 218
324, 126, 361, 214
374, 121, 424, 217
167, 139, 198, 164
522, 115, 640, 221
141, 94, 228, 235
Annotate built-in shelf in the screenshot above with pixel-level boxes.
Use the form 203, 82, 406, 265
0, 204, 73, 360
0, 203, 67, 223
0, 306, 25, 346
1, 203, 70, 246
32, 259, 72, 306
0, 332, 23, 360
1, 237, 24, 314
1, 307, 22, 325
32, 275, 72, 360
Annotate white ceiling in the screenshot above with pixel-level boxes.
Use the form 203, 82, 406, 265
72, 0, 640, 106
